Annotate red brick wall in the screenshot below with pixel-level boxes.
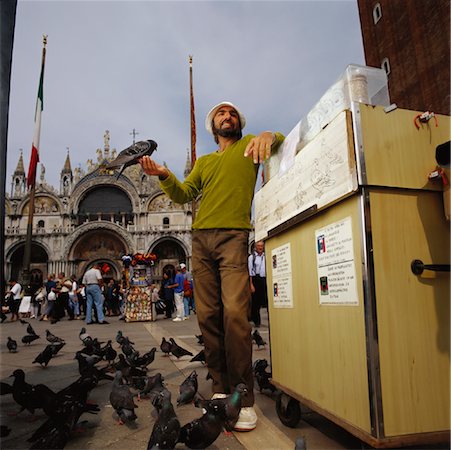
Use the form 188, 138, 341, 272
357, 0, 450, 115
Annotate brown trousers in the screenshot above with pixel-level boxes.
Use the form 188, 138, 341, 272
192, 229, 254, 406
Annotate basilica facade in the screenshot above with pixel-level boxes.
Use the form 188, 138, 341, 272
4, 131, 195, 285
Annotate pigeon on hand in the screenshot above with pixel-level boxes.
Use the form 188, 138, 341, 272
177, 370, 198, 406
7, 337, 17, 352
252, 329, 267, 349
169, 338, 193, 359
109, 371, 138, 424
147, 389, 180, 450
22, 334, 40, 345
106, 139, 158, 179
178, 397, 225, 449
160, 337, 172, 356
46, 329, 65, 344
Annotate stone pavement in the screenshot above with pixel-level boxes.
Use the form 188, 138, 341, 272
0, 311, 446, 449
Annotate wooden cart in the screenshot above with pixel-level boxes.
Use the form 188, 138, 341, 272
256, 104, 450, 448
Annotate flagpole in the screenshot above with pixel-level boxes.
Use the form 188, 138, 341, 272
22, 34, 47, 293
189, 55, 197, 222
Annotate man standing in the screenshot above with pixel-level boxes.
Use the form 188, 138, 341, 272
5, 279, 22, 322
172, 266, 186, 322
82, 264, 108, 325
140, 101, 283, 431
248, 241, 268, 328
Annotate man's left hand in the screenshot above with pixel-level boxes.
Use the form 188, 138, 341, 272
244, 131, 275, 164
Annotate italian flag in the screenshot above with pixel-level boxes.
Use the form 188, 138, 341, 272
27, 42, 46, 188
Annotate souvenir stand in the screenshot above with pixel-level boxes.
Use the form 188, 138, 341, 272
122, 253, 156, 322
255, 65, 450, 448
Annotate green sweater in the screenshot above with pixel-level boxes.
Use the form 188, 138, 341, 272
160, 133, 284, 230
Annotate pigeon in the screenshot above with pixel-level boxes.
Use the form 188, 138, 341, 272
160, 337, 172, 356
74, 351, 113, 381
26, 322, 38, 336
49, 341, 66, 356
106, 139, 158, 179
252, 329, 267, 349
253, 359, 276, 393
195, 383, 248, 432
131, 347, 156, 369
33, 344, 56, 367
109, 371, 138, 424
169, 338, 193, 359
190, 349, 206, 364
121, 339, 136, 357
22, 334, 40, 345
7, 336, 17, 352
178, 398, 225, 449
10, 369, 54, 416
177, 370, 198, 406
147, 389, 180, 450
195, 334, 204, 345
138, 372, 166, 400
79, 327, 92, 345
295, 436, 307, 450
46, 329, 65, 344
101, 340, 117, 363
114, 354, 147, 381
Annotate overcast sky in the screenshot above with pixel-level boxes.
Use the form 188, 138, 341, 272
7, 0, 365, 190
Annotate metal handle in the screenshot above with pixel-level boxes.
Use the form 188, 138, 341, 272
411, 259, 451, 275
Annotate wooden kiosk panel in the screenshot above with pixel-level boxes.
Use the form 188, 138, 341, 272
370, 190, 450, 436
359, 105, 451, 190
266, 195, 371, 433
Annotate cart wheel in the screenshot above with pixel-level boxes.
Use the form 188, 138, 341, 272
276, 392, 301, 428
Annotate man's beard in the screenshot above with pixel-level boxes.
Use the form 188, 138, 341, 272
212, 124, 241, 140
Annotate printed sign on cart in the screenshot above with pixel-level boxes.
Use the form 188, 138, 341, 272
315, 217, 358, 305
271, 243, 293, 308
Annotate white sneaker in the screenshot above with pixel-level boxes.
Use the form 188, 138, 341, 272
172, 317, 182, 322
183, 316, 189, 320
234, 406, 257, 431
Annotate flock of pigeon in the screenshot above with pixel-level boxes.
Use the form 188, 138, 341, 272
0, 319, 285, 450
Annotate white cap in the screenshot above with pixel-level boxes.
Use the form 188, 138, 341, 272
179, 263, 186, 269
205, 101, 246, 135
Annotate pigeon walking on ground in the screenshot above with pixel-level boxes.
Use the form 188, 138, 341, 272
177, 370, 198, 406
178, 398, 225, 449
0, 381, 13, 396
252, 329, 267, 349
109, 371, 138, 424
7, 337, 17, 353
106, 139, 158, 179
138, 372, 166, 400
25, 322, 38, 336
46, 329, 65, 344
160, 337, 172, 356
253, 359, 276, 393
147, 389, 180, 450
169, 338, 193, 359
79, 327, 92, 345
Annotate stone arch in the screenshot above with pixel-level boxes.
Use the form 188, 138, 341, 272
69, 175, 141, 213
20, 193, 62, 215
149, 236, 189, 282
67, 224, 131, 280
5, 240, 50, 282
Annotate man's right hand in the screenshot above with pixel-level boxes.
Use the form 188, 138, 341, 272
139, 156, 169, 180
